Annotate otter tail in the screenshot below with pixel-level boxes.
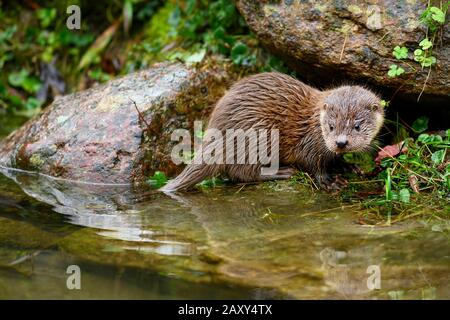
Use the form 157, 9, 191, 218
159, 164, 218, 192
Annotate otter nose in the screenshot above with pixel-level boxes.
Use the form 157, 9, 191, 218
336, 137, 348, 149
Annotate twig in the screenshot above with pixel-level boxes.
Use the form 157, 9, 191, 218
339, 34, 348, 63
417, 65, 432, 102
130, 98, 150, 127
235, 184, 246, 194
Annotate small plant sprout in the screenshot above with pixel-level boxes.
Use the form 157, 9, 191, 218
380, 99, 390, 108
388, 64, 405, 78
386, 3, 447, 99
392, 46, 408, 59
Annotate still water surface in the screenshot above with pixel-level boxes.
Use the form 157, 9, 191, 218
0, 166, 449, 299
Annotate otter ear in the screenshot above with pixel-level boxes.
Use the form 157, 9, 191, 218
321, 103, 329, 111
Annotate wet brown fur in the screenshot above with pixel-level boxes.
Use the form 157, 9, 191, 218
161, 72, 384, 192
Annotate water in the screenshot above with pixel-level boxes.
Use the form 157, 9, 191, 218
0, 166, 449, 299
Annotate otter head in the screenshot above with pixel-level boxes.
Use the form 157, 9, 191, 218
319, 86, 384, 154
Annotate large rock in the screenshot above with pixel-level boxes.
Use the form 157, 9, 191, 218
0, 58, 240, 184
237, 0, 450, 102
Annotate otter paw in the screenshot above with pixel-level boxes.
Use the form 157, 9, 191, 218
321, 174, 348, 191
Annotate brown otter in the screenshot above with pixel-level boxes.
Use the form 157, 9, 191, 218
161, 72, 384, 192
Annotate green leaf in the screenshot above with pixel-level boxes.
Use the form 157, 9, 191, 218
411, 116, 429, 133
430, 7, 445, 24
198, 177, 224, 188
399, 188, 410, 204
123, 0, 133, 34
230, 42, 248, 63
231, 42, 248, 55
393, 46, 408, 59
8, 69, 29, 87
184, 48, 206, 64
422, 56, 436, 67
431, 149, 445, 165
59, 29, 94, 47
387, 64, 405, 77
343, 152, 376, 173
24, 97, 43, 110
414, 49, 424, 63
419, 38, 433, 50
0, 25, 17, 43
78, 22, 120, 70
385, 169, 392, 201
147, 171, 168, 188
36, 8, 57, 28
22, 77, 42, 94
8, 69, 41, 94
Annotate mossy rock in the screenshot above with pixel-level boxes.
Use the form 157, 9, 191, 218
0, 57, 243, 183
237, 0, 450, 103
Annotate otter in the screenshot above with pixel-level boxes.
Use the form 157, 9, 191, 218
161, 72, 384, 192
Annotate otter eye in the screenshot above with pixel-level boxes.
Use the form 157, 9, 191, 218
354, 124, 360, 131
369, 104, 379, 112
329, 125, 334, 132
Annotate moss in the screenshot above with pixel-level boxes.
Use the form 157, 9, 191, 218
126, 2, 179, 70
314, 4, 328, 13
29, 153, 45, 169
263, 5, 279, 17
348, 5, 363, 16
0, 217, 56, 249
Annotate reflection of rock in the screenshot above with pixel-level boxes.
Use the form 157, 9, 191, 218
0, 58, 241, 183
0, 167, 195, 257
237, 1, 450, 102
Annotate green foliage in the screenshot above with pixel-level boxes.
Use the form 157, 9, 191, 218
380, 99, 390, 108
414, 46, 436, 67
230, 42, 256, 66
368, 130, 450, 215
411, 116, 429, 133
387, 64, 405, 77
128, 0, 287, 72
387, 3, 447, 79
1, 1, 289, 116
343, 152, 376, 173
198, 177, 225, 188
0, 1, 172, 114
420, 5, 447, 32
418, 38, 433, 50
147, 171, 168, 188
36, 8, 57, 28
392, 46, 408, 60
398, 188, 410, 204
88, 68, 111, 82
8, 69, 41, 94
